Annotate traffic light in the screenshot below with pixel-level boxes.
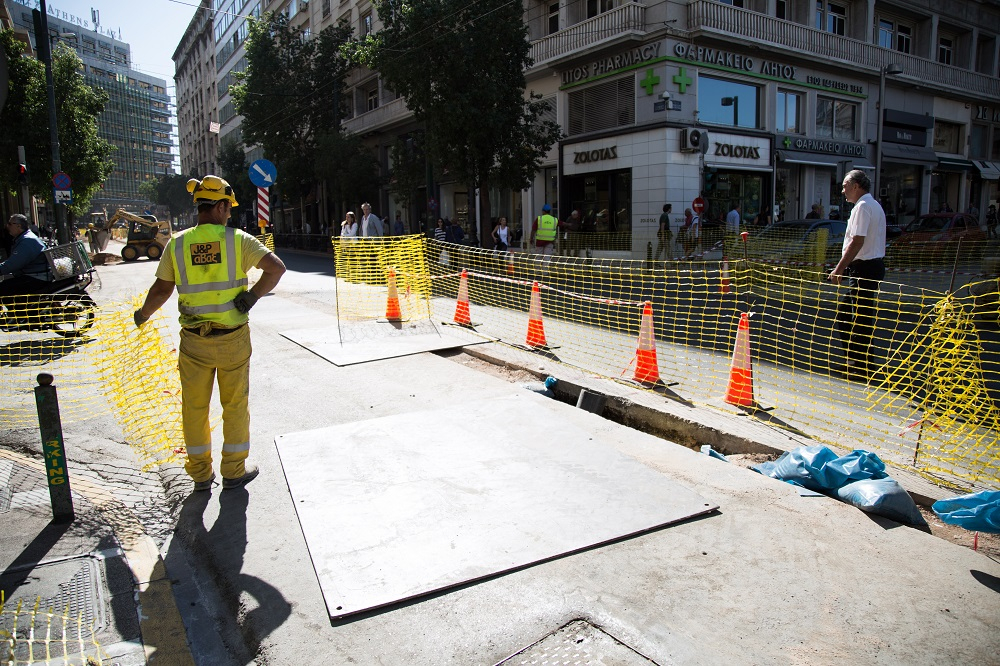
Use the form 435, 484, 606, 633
17, 163, 28, 186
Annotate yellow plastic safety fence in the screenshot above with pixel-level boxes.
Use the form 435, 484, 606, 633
0, 592, 107, 665
408, 240, 999, 492
0, 294, 107, 428
331, 235, 431, 322
88, 298, 185, 470
1, 296, 185, 470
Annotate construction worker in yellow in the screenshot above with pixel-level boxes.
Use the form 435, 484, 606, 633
134, 175, 286, 492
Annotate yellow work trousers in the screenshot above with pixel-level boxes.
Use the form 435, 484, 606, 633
178, 324, 252, 482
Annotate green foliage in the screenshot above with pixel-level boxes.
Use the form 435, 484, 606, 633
141, 174, 195, 218
231, 13, 354, 197
0, 32, 114, 215
314, 131, 381, 208
216, 139, 256, 214
387, 135, 424, 211
364, 0, 562, 196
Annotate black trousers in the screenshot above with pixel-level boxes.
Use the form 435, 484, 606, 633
0, 275, 48, 297
836, 258, 885, 367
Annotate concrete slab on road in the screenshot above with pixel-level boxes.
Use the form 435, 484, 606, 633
275, 394, 716, 620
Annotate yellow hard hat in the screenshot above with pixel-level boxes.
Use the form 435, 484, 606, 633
187, 175, 238, 207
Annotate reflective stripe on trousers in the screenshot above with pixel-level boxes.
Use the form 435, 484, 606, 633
178, 324, 253, 482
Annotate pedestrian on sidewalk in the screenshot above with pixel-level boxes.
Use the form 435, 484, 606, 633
529, 204, 561, 257
134, 175, 286, 491
360, 203, 384, 237
829, 169, 886, 377
653, 203, 672, 260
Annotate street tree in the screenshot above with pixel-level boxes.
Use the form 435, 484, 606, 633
0, 31, 114, 217
231, 13, 356, 221
357, 0, 562, 242
139, 174, 196, 220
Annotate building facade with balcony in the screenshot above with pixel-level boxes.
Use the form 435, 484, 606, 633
180, 0, 1000, 254
174, 0, 219, 179
6, 0, 175, 211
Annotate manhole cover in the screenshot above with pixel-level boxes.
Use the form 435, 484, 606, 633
0, 553, 138, 664
496, 619, 659, 665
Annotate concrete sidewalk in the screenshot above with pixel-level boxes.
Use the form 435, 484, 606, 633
162, 284, 1000, 665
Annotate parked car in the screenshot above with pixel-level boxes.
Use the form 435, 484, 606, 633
892, 213, 985, 244
747, 219, 846, 264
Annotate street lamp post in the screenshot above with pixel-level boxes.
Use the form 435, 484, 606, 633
874, 63, 903, 202
721, 96, 740, 127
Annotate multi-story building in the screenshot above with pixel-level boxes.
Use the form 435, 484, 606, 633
184, 0, 1000, 255
6, 0, 175, 210
174, 0, 219, 178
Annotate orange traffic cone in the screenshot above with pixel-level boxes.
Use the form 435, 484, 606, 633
724, 312, 754, 407
385, 268, 402, 321
506, 252, 515, 276
633, 301, 660, 384
453, 269, 472, 326
720, 257, 731, 294
525, 281, 547, 348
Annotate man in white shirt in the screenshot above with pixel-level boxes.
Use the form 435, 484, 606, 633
829, 169, 886, 376
360, 203, 384, 237
725, 203, 741, 234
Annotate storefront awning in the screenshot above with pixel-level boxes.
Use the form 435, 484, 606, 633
973, 160, 1000, 180
880, 143, 937, 167
935, 155, 976, 172
776, 150, 873, 169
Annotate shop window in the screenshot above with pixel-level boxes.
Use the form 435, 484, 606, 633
777, 90, 802, 134
567, 77, 634, 136
698, 75, 760, 129
815, 2, 846, 36
816, 97, 857, 140
938, 36, 954, 65
933, 121, 962, 154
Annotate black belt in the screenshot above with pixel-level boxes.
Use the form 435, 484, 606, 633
184, 324, 245, 337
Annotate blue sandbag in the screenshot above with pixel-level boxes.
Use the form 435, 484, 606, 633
836, 478, 927, 527
932, 490, 1000, 533
752, 445, 887, 493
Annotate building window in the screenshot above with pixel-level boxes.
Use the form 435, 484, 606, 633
567, 76, 634, 136
548, 3, 559, 35
879, 19, 912, 53
777, 90, 802, 133
367, 87, 379, 112
971, 125, 988, 159
776, 0, 786, 20
322, 0, 330, 17
586, 0, 617, 19
361, 11, 373, 36
816, 97, 857, 140
938, 36, 953, 65
698, 75, 760, 129
816, 2, 846, 36
933, 121, 962, 154
718, 0, 745, 6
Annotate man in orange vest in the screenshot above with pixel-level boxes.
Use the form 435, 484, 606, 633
529, 203, 562, 256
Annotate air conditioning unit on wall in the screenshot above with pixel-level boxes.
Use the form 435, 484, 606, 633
680, 128, 709, 153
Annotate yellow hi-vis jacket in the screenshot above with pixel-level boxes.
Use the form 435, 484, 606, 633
170, 224, 249, 329
535, 214, 557, 242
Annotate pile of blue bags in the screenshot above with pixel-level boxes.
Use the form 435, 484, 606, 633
752, 445, 927, 527
932, 490, 1000, 533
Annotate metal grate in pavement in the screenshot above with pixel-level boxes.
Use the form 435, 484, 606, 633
496, 619, 659, 666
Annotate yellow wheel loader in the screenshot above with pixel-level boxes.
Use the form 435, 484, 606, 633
105, 209, 172, 261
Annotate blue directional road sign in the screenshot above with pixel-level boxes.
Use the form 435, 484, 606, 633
249, 159, 277, 188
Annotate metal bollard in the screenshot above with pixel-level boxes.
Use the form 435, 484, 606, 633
34, 373, 74, 522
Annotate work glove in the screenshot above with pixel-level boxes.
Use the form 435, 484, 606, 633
133, 310, 148, 327
233, 290, 259, 314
